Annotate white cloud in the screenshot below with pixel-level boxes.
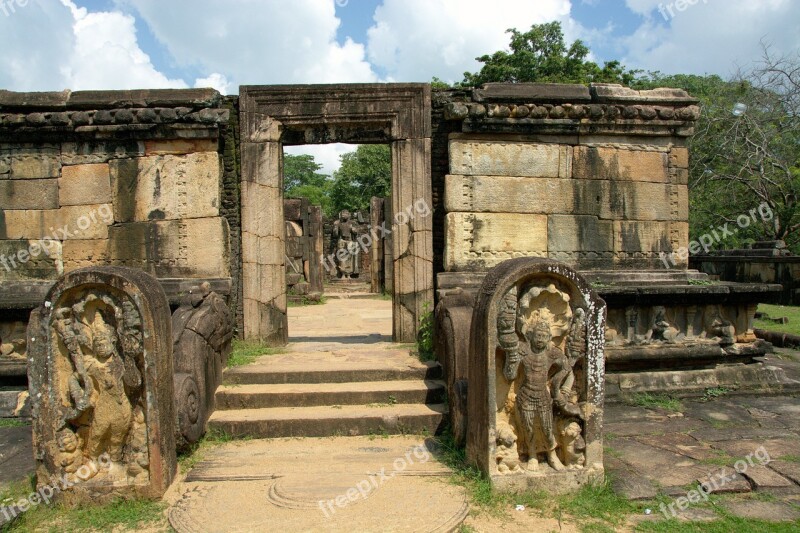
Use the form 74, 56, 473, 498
121, 0, 378, 86
619, 0, 800, 76
195, 73, 231, 95
365, 0, 573, 83
285, 143, 355, 176
0, 0, 186, 91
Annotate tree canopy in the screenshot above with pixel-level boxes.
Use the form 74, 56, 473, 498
329, 144, 392, 215
283, 153, 333, 216
461, 22, 639, 87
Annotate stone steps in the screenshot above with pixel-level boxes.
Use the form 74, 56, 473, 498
215, 379, 446, 410
212, 341, 447, 439
223, 359, 442, 385
207, 402, 447, 438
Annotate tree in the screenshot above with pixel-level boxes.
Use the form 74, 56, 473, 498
283, 153, 333, 216
329, 145, 392, 215
461, 22, 638, 87
637, 46, 800, 252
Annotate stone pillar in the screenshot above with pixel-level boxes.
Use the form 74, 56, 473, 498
391, 138, 433, 343
370, 196, 385, 294
27, 266, 176, 502
240, 137, 287, 344
466, 257, 606, 493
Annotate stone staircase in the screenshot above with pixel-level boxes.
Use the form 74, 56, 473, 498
208, 344, 447, 438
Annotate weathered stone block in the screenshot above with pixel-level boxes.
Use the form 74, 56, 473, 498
600, 182, 688, 222
10, 153, 61, 179
0, 156, 10, 175
144, 139, 218, 155
0, 179, 58, 209
670, 147, 689, 169
27, 266, 176, 502
2, 204, 112, 240
444, 212, 547, 271
62, 239, 110, 272
466, 258, 606, 492
449, 140, 570, 178
548, 215, 614, 255
0, 239, 62, 280
59, 164, 112, 206
110, 152, 220, 222
445, 174, 575, 214
108, 217, 230, 278
573, 146, 669, 183
614, 221, 689, 264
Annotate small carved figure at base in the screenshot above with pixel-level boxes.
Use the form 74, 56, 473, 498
557, 419, 586, 470
649, 306, 680, 344
57, 428, 84, 475
127, 407, 150, 484
495, 422, 523, 474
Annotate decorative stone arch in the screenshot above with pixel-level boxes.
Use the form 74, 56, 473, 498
466, 257, 606, 492
239, 84, 433, 344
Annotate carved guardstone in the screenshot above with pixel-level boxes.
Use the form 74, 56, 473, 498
172, 282, 233, 450
27, 266, 176, 503
467, 258, 606, 492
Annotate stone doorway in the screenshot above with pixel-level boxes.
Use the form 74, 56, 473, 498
239, 84, 433, 344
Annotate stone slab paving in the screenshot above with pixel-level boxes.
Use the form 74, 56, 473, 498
166, 436, 468, 533
605, 386, 800, 522
0, 425, 33, 488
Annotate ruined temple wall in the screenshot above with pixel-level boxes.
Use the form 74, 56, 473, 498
432, 84, 699, 274
0, 89, 233, 286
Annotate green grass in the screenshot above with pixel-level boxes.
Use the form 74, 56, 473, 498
635, 515, 800, 532
226, 339, 284, 368
287, 295, 327, 307
625, 393, 683, 413
416, 302, 435, 362
779, 455, 800, 463
177, 427, 240, 473
756, 304, 800, 336
3, 495, 168, 532
701, 387, 731, 401
688, 279, 716, 286
0, 419, 28, 429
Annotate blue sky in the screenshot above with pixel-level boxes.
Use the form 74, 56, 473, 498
0, 0, 797, 172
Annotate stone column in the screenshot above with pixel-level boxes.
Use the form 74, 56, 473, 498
391, 138, 433, 343
240, 135, 287, 345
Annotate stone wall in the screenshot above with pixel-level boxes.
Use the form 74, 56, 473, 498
433, 83, 698, 273
0, 89, 232, 289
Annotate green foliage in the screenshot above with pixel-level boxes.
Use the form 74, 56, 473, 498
329, 144, 392, 215
0, 419, 27, 428
283, 153, 333, 216
416, 302, 435, 362
635, 48, 800, 253
227, 339, 283, 368
461, 22, 639, 87
701, 387, 731, 402
626, 393, 683, 413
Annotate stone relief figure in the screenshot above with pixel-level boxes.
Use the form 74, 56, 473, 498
52, 290, 148, 483
647, 306, 680, 344
705, 307, 736, 346
496, 282, 588, 475
331, 209, 361, 278
0, 321, 27, 360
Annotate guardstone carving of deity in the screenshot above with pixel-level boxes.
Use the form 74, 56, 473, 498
27, 267, 176, 503
467, 258, 606, 493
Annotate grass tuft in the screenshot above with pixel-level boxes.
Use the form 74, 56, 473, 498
227, 339, 284, 368
626, 393, 683, 413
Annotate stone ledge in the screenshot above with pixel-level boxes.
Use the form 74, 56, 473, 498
0, 88, 221, 110
0, 277, 232, 309
473, 83, 592, 103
